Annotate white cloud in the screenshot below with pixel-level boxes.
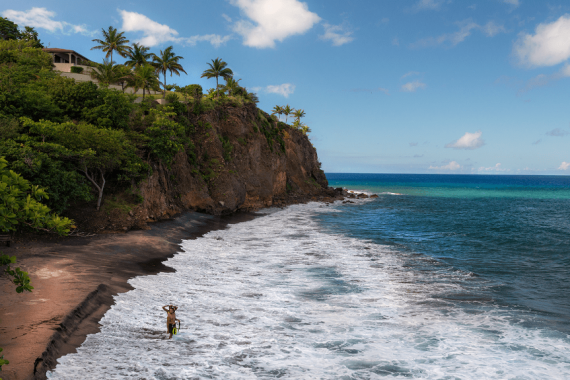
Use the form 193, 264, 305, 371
559, 162, 570, 170
319, 23, 354, 46
411, 19, 505, 48
429, 161, 462, 171
478, 163, 507, 172
401, 81, 426, 92
261, 83, 296, 97
546, 128, 569, 137
186, 34, 232, 48
503, 0, 520, 7
402, 71, 420, 78
514, 15, 570, 67
229, 0, 321, 49
119, 10, 230, 47
445, 131, 485, 150
222, 14, 232, 23
2, 7, 94, 35
120, 10, 179, 46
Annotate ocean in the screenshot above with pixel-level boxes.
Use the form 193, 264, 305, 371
48, 174, 570, 379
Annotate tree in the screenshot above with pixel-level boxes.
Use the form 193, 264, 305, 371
151, 46, 187, 99
282, 104, 294, 124
272, 105, 284, 121
19, 26, 42, 48
0, 17, 20, 41
293, 109, 306, 122
0, 156, 74, 234
21, 118, 147, 211
200, 57, 233, 98
124, 43, 151, 69
128, 64, 160, 100
89, 59, 122, 86
91, 26, 131, 64
224, 77, 241, 96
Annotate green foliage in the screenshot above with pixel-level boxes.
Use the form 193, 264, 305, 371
237, 137, 247, 146
219, 135, 233, 161
127, 64, 160, 99
151, 45, 187, 99
81, 88, 135, 130
91, 26, 131, 63
0, 138, 93, 214
70, 66, 84, 74
0, 40, 59, 121
201, 57, 233, 98
144, 106, 188, 167
0, 156, 74, 234
0, 17, 20, 41
1, 254, 33, 293
124, 43, 151, 69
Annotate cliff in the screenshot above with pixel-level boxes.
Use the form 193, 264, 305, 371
66, 102, 340, 232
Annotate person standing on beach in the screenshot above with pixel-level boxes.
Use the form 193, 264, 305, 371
162, 305, 179, 339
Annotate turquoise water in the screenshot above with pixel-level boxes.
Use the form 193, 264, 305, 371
325, 173, 570, 332
328, 173, 570, 199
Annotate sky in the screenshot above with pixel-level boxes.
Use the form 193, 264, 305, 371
2, 0, 570, 175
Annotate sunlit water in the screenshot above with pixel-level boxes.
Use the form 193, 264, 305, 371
48, 174, 570, 379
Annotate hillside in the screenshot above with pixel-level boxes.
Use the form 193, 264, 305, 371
0, 40, 340, 235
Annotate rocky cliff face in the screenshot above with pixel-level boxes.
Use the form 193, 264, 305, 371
121, 103, 336, 229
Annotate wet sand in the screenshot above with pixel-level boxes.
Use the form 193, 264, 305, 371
0, 211, 258, 380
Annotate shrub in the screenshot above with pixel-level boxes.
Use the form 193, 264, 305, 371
70, 66, 84, 74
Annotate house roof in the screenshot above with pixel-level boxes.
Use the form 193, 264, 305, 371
42, 48, 91, 62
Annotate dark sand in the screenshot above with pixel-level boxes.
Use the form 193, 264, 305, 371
0, 211, 258, 380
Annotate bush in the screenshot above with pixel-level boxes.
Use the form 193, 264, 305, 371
70, 66, 84, 74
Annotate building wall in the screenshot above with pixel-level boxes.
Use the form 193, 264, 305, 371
59, 72, 163, 96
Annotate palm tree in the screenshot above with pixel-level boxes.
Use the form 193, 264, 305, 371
201, 57, 233, 98
91, 26, 131, 64
151, 46, 187, 99
293, 109, 306, 122
124, 43, 152, 69
272, 105, 284, 121
128, 64, 160, 100
282, 104, 294, 124
224, 77, 242, 96
90, 59, 121, 86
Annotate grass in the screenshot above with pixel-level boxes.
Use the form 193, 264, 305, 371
102, 196, 137, 215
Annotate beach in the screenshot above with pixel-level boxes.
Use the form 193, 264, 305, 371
0, 211, 257, 380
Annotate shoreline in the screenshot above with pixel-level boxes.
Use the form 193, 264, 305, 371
0, 210, 259, 380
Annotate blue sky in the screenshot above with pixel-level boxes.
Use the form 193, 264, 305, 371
3, 0, 570, 175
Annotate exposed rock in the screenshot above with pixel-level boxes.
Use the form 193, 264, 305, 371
110, 104, 341, 230
370, 194, 379, 198
357, 193, 369, 199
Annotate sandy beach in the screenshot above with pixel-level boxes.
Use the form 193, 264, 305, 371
0, 211, 257, 380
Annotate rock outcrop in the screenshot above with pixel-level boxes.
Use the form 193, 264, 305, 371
99, 103, 339, 231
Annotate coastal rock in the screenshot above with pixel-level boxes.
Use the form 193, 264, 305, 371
126, 104, 333, 227
370, 194, 379, 198
357, 193, 369, 199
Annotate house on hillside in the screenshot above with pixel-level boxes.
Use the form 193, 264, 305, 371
42, 48, 93, 73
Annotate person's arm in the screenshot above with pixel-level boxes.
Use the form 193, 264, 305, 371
162, 306, 169, 312
173, 306, 178, 311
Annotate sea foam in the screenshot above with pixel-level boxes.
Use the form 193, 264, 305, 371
48, 202, 570, 379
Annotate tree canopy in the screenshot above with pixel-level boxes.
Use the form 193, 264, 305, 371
201, 57, 233, 98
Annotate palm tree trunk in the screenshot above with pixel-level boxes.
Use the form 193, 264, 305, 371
216, 76, 219, 98
163, 71, 166, 99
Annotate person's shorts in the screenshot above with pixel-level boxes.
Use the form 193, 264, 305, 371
168, 324, 175, 334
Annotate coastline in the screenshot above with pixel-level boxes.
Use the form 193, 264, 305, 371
0, 210, 259, 380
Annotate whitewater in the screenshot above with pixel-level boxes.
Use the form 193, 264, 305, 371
48, 201, 570, 379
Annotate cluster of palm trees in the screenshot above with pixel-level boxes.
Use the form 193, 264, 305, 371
272, 105, 310, 134
90, 26, 186, 99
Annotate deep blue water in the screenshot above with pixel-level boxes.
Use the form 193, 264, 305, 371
324, 173, 570, 333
